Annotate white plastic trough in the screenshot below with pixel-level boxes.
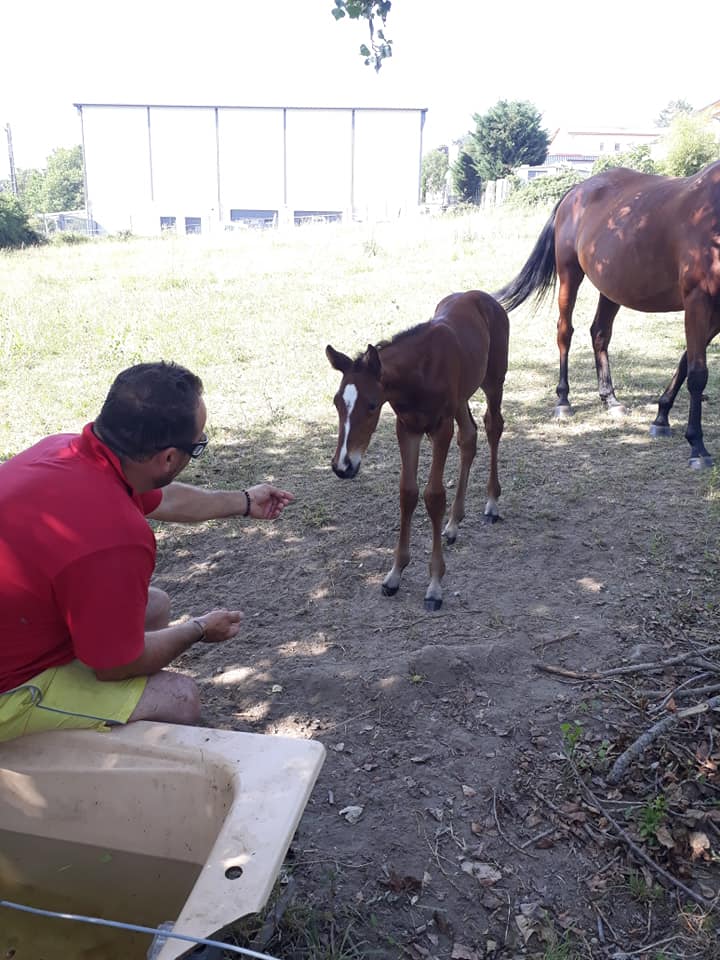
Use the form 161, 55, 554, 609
0, 722, 325, 959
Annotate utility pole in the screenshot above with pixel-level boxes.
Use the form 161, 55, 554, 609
5, 123, 18, 195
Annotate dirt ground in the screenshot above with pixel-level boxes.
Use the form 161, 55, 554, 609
153, 386, 720, 960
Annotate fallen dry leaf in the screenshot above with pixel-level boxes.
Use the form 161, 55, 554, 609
689, 830, 711, 860
655, 824, 675, 849
451, 943, 479, 960
460, 860, 502, 885
338, 805, 364, 824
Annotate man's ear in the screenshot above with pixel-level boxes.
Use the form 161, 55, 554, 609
326, 344, 352, 372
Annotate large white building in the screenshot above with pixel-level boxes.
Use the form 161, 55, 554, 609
75, 103, 427, 235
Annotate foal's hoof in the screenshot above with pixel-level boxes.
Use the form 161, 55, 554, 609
553, 404, 573, 420
689, 455, 714, 470
444, 532, 457, 545
649, 423, 672, 438
482, 513, 501, 525
382, 583, 399, 597
424, 597, 442, 612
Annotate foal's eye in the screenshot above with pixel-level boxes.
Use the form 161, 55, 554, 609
368, 402, 377, 412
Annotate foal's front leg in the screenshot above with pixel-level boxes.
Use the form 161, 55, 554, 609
423, 418, 454, 611
382, 425, 421, 598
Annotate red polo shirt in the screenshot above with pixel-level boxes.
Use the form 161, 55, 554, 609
0, 424, 162, 692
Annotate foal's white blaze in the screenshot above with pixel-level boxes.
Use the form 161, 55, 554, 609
338, 383, 358, 468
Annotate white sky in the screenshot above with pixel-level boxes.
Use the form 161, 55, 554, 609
1, 0, 717, 177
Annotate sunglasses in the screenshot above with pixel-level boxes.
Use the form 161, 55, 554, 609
173, 432, 209, 459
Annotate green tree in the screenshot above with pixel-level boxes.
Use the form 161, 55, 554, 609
44, 146, 85, 211
592, 144, 658, 176
451, 146, 481, 203
421, 145, 449, 202
0, 193, 43, 249
660, 114, 720, 177
16, 145, 84, 214
15, 168, 46, 212
655, 99, 693, 128
469, 100, 549, 180
331, 1, 392, 71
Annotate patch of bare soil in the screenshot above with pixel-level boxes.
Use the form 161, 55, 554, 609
154, 400, 720, 960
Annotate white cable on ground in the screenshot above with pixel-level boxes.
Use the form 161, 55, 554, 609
0, 899, 282, 960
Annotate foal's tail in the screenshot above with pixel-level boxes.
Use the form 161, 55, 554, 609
494, 198, 561, 314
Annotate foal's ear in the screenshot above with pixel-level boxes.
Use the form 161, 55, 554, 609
365, 344, 382, 379
326, 345, 352, 373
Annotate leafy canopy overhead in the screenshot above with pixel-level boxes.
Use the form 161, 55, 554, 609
469, 100, 549, 180
331, 1, 392, 71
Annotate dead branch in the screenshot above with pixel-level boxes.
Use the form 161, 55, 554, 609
607, 695, 720, 785
568, 760, 716, 911
491, 788, 538, 859
535, 643, 720, 681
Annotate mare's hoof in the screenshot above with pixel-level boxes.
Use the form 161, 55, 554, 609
689, 455, 714, 470
382, 583, 399, 597
649, 423, 672, 438
424, 597, 442, 612
607, 403, 627, 419
553, 404, 573, 420
482, 513, 501, 525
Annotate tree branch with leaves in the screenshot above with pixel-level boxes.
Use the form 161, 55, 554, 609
331, 1, 393, 71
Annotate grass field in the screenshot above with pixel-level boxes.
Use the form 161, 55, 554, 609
2, 205, 706, 460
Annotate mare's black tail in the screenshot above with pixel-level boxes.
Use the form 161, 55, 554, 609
494, 199, 561, 313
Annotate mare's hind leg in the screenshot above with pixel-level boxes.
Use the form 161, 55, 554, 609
590, 294, 624, 416
684, 292, 720, 468
443, 402, 477, 544
382, 424, 421, 597
423, 417, 454, 611
482, 382, 505, 523
651, 351, 687, 437
554, 260, 584, 418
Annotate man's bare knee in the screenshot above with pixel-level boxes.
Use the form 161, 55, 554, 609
145, 587, 171, 630
127, 671, 200, 725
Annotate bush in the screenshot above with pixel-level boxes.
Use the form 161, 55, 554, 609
0, 194, 43, 249
659, 115, 720, 177
592, 145, 658, 176
507, 171, 585, 208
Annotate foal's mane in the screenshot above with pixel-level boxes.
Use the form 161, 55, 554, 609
353, 320, 432, 363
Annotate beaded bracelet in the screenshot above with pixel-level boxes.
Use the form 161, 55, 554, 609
242, 489, 252, 517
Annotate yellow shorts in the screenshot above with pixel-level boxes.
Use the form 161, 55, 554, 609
0, 661, 147, 743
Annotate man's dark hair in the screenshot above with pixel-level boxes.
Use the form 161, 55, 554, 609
95, 362, 204, 460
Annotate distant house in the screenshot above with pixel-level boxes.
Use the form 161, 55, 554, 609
75, 103, 427, 236
516, 126, 661, 181
695, 98, 720, 137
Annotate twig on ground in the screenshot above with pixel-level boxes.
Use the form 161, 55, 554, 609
519, 826, 556, 849
621, 934, 682, 957
253, 877, 297, 949
648, 682, 720, 702
608, 694, 720, 785
535, 643, 720, 681
568, 759, 716, 910
491, 789, 538, 859
531, 630, 580, 652
648, 672, 713, 712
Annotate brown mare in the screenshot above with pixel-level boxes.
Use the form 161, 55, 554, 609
326, 290, 509, 611
495, 160, 720, 468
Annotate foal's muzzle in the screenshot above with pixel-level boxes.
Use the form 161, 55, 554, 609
332, 459, 360, 479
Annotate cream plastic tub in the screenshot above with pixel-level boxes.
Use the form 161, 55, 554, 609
0, 721, 325, 959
